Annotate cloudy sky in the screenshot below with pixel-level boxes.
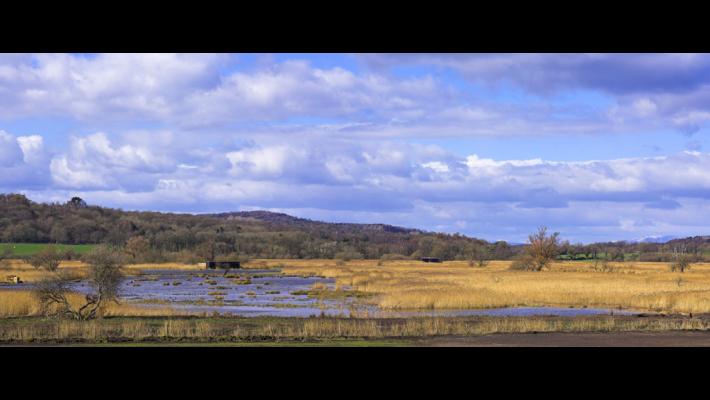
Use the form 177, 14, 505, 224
2, 53, 710, 243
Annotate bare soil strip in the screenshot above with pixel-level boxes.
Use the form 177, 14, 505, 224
417, 331, 710, 347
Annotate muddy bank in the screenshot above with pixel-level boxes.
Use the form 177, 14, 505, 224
417, 331, 710, 347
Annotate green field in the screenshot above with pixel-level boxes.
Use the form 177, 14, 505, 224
0, 243, 96, 256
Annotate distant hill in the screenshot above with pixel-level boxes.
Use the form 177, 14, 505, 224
665, 236, 710, 246
5, 192, 705, 261
211, 211, 421, 234
0, 193, 498, 260
627, 235, 710, 245
637, 235, 680, 244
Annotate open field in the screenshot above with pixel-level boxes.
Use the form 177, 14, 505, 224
260, 259, 710, 314
0, 243, 95, 256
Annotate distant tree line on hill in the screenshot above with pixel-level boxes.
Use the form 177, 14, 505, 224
0, 194, 514, 263
2, 193, 709, 264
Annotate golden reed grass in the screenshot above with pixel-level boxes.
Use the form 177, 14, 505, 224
0, 290, 193, 318
270, 259, 710, 314
0, 259, 204, 283
0, 316, 708, 343
6, 258, 710, 316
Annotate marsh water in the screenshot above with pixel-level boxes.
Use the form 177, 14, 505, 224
59, 268, 636, 318
66, 269, 355, 317
1, 268, 636, 317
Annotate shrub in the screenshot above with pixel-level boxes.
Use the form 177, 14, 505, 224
671, 256, 692, 273
593, 259, 615, 272
509, 255, 535, 271
379, 253, 409, 261
29, 245, 62, 271
125, 236, 150, 262
1, 247, 14, 260
670, 246, 693, 273
62, 249, 78, 260
334, 251, 363, 262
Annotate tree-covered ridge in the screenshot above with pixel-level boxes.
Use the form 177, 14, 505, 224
0, 194, 506, 261
4, 193, 707, 262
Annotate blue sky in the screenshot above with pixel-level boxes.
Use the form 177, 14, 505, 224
2, 53, 710, 243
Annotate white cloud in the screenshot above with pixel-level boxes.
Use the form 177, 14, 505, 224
16, 135, 45, 164
422, 161, 449, 173
0, 130, 24, 166
48, 132, 176, 190
226, 145, 306, 178
16, 138, 710, 243
8, 54, 710, 242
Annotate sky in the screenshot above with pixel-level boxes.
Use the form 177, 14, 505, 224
2, 53, 710, 244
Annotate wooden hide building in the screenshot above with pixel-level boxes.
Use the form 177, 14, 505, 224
206, 261, 241, 269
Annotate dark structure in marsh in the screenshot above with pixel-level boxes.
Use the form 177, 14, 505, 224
420, 257, 442, 263
206, 261, 241, 269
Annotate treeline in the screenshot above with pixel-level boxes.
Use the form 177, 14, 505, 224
556, 238, 710, 262
3, 193, 709, 263
0, 194, 515, 262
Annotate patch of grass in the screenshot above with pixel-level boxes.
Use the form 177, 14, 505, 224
307, 289, 372, 300
0, 243, 96, 256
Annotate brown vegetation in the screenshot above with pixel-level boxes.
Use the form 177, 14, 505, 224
33, 246, 125, 320
0, 315, 708, 343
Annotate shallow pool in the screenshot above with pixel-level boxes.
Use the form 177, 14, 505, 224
6, 268, 644, 318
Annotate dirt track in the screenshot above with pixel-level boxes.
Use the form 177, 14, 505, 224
417, 331, 710, 347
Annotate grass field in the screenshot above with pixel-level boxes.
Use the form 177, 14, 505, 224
0, 243, 96, 256
264, 259, 710, 314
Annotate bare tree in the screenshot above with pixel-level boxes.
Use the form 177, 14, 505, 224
522, 226, 560, 271
196, 238, 217, 261
670, 244, 692, 273
0, 247, 14, 269
125, 236, 150, 261
468, 243, 490, 267
29, 245, 62, 271
1, 246, 13, 259
33, 246, 125, 320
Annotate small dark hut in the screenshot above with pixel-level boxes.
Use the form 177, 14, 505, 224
206, 261, 241, 269
420, 257, 442, 263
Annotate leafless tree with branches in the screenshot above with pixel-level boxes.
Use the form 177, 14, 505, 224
29, 245, 62, 271
511, 226, 560, 271
670, 244, 692, 273
33, 246, 125, 320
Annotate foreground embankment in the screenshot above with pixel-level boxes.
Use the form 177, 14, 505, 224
1, 314, 710, 345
